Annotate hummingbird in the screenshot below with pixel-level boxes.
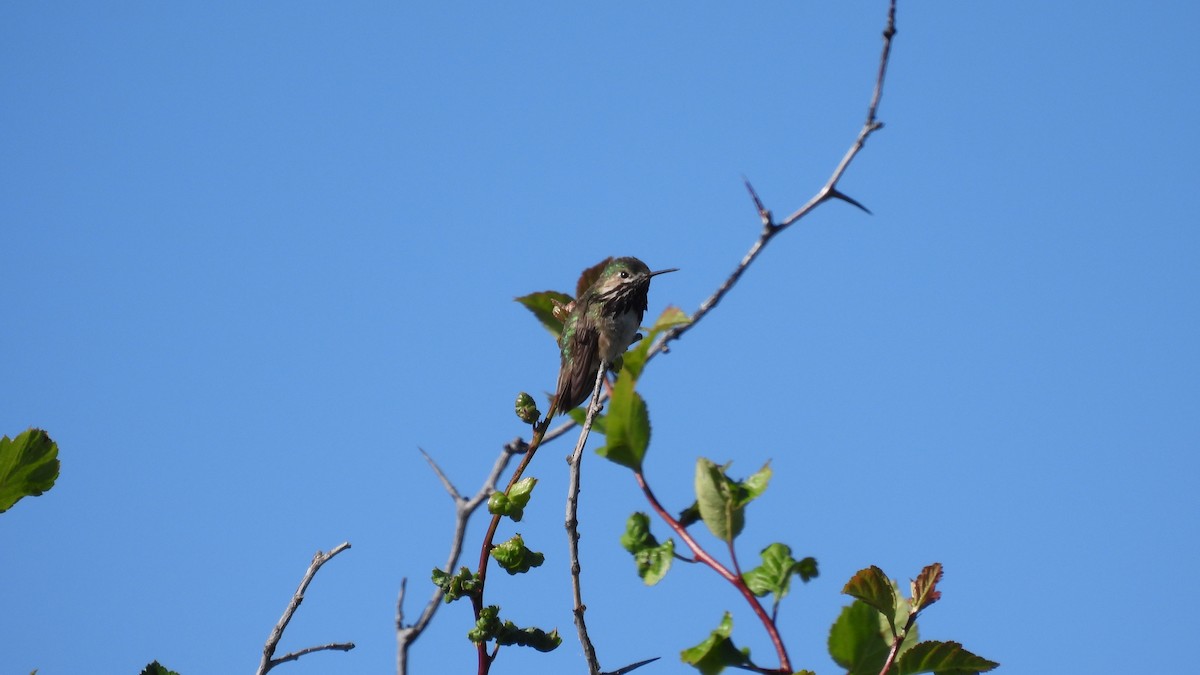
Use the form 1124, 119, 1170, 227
553, 257, 677, 415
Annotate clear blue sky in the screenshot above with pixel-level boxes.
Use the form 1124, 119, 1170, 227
3, 3, 1197, 674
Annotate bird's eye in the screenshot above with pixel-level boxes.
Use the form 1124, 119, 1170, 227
620, 270, 629, 279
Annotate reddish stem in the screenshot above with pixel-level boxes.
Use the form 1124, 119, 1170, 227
633, 471, 791, 673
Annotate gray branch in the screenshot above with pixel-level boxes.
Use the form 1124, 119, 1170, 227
257, 542, 354, 675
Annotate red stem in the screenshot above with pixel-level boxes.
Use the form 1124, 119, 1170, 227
472, 409, 556, 674
633, 471, 791, 673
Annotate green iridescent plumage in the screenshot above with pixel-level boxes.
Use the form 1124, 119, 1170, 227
553, 257, 676, 414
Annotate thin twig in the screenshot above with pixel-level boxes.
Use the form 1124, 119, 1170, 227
257, 542, 354, 675
396, 444, 521, 675
565, 363, 609, 675
648, 0, 899, 358
877, 608, 919, 675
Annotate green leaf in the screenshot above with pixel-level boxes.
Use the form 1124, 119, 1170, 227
677, 501, 701, 528
596, 372, 649, 471
487, 477, 537, 522
620, 513, 674, 585
0, 428, 60, 513
742, 462, 772, 501
468, 605, 562, 652
515, 290, 574, 340
828, 600, 892, 675
680, 612, 753, 675
694, 459, 738, 542
431, 566, 479, 602
843, 566, 899, 635
693, 460, 769, 542
567, 407, 607, 434
139, 662, 180, 675
895, 641, 999, 675
742, 543, 819, 603
468, 605, 502, 643
910, 563, 944, 613
490, 534, 545, 575
621, 305, 692, 381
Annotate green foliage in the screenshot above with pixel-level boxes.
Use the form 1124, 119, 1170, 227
139, 662, 179, 675
621, 306, 692, 380
895, 640, 999, 675
843, 565, 901, 635
468, 605, 562, 652
431, 566, 479, 602
566, 406, 608, 434
832, 564, 998, 674
742, 543, 818, 607
595, 372, 650, 471
515, 290, 573, 340
680, 612, 753, 675
487, 477, 537, 522
620, 512, 674, 585
828, 600, 895, 675
490, 534, 545, 575
0, 428, 60, 513
694, 459, 771, 542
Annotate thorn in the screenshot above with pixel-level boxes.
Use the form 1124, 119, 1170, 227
604, 656, 661, 675
742, 176, 774, 228
827, 187, 872, 215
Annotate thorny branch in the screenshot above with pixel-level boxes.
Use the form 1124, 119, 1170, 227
403, 1, 900, 672
257, 543, 354, 675
395, 442, 521, 674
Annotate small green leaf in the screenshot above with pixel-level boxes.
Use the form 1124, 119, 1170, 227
468, 604, 502, 643
843, 566, 899, 635
828, 600, 891, 675
490, 534, 545, 575
0, 428, 60, 513
677, 501, 701, 528
741, 462, 772, 502
487, 477, 537, 522
680, 612, 753, 675
515, 290, 574, 340
620, 513, 674, 585
622, 306, 692, 381
431, 566, 479, 602
910, 563, 944, 613
742, 543, 819, 603
469, 605, 562, 652
567, 407, 607, 434
694, 459, 738, 542
139, 662, 180, 675
596, 372, 649, 471
895, 640, 999, 675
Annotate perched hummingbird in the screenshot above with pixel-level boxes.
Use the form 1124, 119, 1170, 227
553, 257, 677, 415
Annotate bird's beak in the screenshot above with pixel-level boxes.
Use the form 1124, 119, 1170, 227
648, 268, 679, 277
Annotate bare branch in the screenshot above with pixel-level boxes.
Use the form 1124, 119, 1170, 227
258, 542, 354, 675
396, 444, 520, 675
398, 2, 903, 671
565, 363, 609, 675
650, 0, 899, 355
